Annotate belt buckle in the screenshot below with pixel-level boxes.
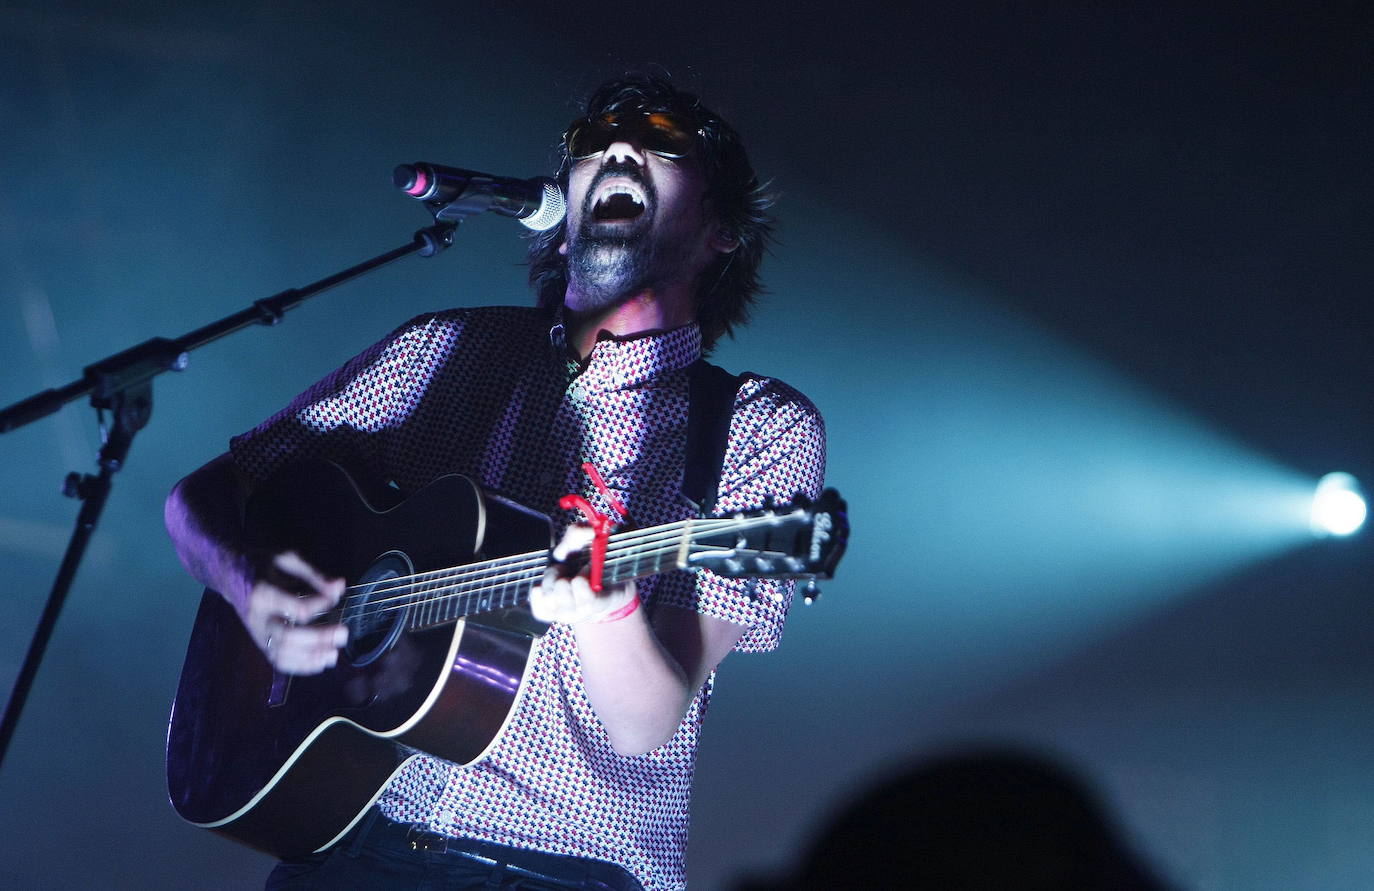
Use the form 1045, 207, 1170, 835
405, 825, 451, 854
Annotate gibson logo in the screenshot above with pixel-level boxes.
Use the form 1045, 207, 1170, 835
809, 512, 832, 562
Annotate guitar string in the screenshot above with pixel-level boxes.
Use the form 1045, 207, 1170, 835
359, 539, 730, 625
336, 521, 703, 610
340, 515, 755, 604
343, 512, 790, 608
378, 512, 800, 623
334, 512, 804, 624
342, 520, 742, 620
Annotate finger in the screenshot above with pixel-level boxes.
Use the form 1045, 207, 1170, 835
272, 643, 339, 675
529, 582, 554, 622
566, 574, 596, 612
270, 622, 348, 674
279, 623, 348, 656
530, 569, 575, 622
531, 570, 635, 625
283, 621, 348, 650
253, 584, 333, 628
265, 585, 346, 629
551, 525, 596, 563
249, 584, 350, 659
274, 551, 347, 600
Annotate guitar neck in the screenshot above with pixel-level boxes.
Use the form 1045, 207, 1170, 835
332, 500, 833, 635
354, 517, 714, 633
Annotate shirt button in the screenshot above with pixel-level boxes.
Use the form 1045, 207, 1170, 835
437, 809, 456, 825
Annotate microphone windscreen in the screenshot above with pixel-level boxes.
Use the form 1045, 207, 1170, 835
519, 180, 566, 232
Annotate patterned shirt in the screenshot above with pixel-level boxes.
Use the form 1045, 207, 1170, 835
230, 306, 826, 890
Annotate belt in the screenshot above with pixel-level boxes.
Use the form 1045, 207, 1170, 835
353, 814, 643, 890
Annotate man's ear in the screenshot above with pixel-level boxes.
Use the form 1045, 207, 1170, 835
709, 228, 739, 253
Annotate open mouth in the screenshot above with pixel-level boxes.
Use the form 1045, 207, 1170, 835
591, 182, 647, 222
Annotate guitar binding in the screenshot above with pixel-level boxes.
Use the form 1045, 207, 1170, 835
342, 550, 413, 667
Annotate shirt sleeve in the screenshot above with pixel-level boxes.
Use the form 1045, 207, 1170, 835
656, 374, 828, 653
229, 312, 459, 487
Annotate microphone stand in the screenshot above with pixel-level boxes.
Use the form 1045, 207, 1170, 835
0, 219, 459, 771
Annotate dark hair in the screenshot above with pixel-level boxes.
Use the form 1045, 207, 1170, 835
527, 73, 774, 351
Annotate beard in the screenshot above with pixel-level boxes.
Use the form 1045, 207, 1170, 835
565, 221, 703, 313
566, 228, 650, 312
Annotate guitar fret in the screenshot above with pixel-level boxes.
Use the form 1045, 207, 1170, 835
497, 572, 511, 611
455, 578, 470, 622
514, 566, 534, 608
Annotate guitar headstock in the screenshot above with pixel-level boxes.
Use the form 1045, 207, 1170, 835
689, 489, 849, 594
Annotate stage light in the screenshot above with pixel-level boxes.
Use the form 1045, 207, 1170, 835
1311, 472, 1367, 537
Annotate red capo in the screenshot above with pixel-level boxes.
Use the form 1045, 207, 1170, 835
558, 463, 627, 592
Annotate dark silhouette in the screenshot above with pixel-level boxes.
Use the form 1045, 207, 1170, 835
739, 746, 1175, 890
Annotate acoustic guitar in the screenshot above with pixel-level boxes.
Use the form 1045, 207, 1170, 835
166, 458, 847, 857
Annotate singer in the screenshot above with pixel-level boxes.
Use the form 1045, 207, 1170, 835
164, 73, 826, 891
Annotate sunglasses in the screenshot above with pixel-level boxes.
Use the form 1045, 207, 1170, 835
564, 112, 704, 161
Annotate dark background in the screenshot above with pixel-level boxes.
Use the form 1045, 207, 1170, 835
1, 3, 1370, 888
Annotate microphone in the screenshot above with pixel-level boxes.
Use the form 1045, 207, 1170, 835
394, 163, 565, 231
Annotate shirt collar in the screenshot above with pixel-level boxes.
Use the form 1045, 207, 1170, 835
549, 310, 703, 392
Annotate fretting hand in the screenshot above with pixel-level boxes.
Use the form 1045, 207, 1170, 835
530, 525, 638, 625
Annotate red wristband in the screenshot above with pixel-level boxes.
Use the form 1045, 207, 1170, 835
593, 594, 641, 624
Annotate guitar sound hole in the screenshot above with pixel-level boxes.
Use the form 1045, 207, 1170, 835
342, 551, 412, 667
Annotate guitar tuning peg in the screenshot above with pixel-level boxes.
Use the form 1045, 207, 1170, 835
802, 577, 820, 605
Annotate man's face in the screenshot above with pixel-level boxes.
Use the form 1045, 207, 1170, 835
561, 113, 719, 314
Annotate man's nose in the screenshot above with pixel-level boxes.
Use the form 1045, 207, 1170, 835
602, 138, 646, 166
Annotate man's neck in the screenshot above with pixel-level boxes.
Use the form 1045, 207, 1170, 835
562, 289, 694, 358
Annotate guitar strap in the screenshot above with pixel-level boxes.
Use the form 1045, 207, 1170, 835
682, 358, 745, 514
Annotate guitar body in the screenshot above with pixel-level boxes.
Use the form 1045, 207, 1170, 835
166, 460, 553, 858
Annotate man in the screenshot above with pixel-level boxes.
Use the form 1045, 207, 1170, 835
165, 74, 825, 890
